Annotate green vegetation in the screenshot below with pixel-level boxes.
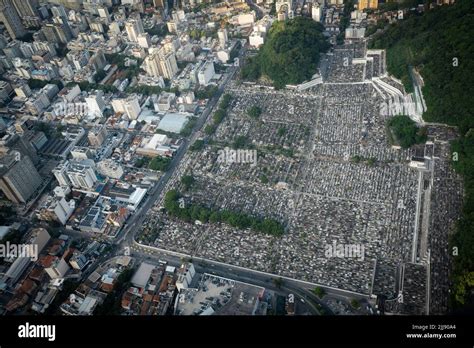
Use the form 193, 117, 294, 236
214, 62, 226, 73
272, 277, 284, 289
313, 287, 326, 299
259, 174, 269, 184
56, 44, 69, 58
195, 85, 218, 99
314, 302, 328, 315
366, 157, 376, 166
105, 53, 140, 70
0, 205, 14, 227
155, 128, 179, 139
450, 133, 474, 308
204, 124, 217, 135
269, 1, 276, 16
66, 81, 118, 93
247, 106, 262, 119
145, 24, 168, 37
45, 279, 78, 315
336, 0, 356, 45
370, 0, 474, 128
264, 145, 294, 158
190, 139, 205, 151
387, 115, 427, 148
232, 135, 251, 149
181, 175, 195, 191
219, 93, 232, 109
213, 109, 226, 124
277, 127, 287, 137
33, 121, 63, 139
191, 2, 211, 13
148, 156, 171, 171
370, 0, 474, 309
93, 69, 107, 83
203, 94, 232, 136
379, 0, 426, 11
94, 268, 135, 315
365, 18, 388, 37
188, 28, 207, 40
180, 117, 197, 137
28, 79, 63, 90
104, 53, 143, 79
241, 17, 329, 88
164, 190, 285, 237
350, 299, 361, 309
126, 84, 162, 96
134, 157, 149, 168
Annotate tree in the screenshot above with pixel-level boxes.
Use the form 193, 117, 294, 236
180, 118, 196, 137
313, 287, 326, 298
209, 211, 221, 223
273, 277, 284, 289
219, 94, 232, 109
134, 157, 149, 168
162, 190, 285, 237
387, 115, 427, 148
190, 139, 205, 151
195, 85, 218, 99
232, 135, 250, 149
181, 175, 195, 191
213, 109, 226, 123
241, 17, 330, 88
204, 124, 216, 135
94, 268, 135, 315
367, 157, 376, 166
350, 299, 361, 309
148, 156, 171, 171
93, 69, 107, 83
247, 106, 262, 119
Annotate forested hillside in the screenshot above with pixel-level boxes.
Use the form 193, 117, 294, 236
371, 0, 474, 309
241, 17, 330, 88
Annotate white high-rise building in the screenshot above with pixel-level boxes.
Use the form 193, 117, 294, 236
137, 33, 150, 48
197, 61, 215, 86
45, 258, 70, 279
112, 96, 141, 119
312, 3, 322, 22
143, 50, 178, 79
37, 196, 75, 225
53, 161, 71, 187
88, 125, 107, 147
0, 0, 27, 39
144, 54, 161, 77
158, 50, 178, 79
109, 22, 121, 35
54, 197, 74, 225
66, 162, 97, 190
217, 28, 227, 47
125, 17, 144, 42
124, 97, 141, 119
276, 0, 293, 20
85, 91, 106, 118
